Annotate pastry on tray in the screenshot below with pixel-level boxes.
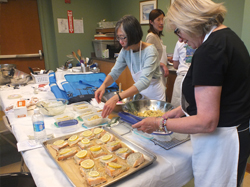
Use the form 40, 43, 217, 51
92, 127, 106, 139
74, 150, 91, 165
115, 147, 134, 159
126, 152, 145, 168
105, 162, 129, 177
51, 139, 68, 151
105, 140, 122, 152
78, 138, 94, 150
95, 133, 115, 145
68, 134, 83, 147
57, 148, 77, 161
99, 154, 118, 166
80, 159, 97, 177
85, 170, 107, 186
80, 130, 95, 140
89, 145, 107, 158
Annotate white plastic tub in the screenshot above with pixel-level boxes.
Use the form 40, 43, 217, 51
72, 102, 93, 113
81, 113, 108, 127
54, 112, 75, 122
78, 108, 97, 119
56, 119, 79, 133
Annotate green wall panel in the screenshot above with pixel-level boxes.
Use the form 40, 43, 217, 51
38, 0, 248, 70
51, 0, 113, 67
242, 0, 250, 52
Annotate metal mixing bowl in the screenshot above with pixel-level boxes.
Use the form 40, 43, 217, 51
0, 64, 16, 78
0, 64, 16, 85
122, 99, 174, 118
101, 92, 144, 113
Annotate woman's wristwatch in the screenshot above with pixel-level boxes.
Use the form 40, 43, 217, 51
159, 117, 168, 132
117, 92, 122, 101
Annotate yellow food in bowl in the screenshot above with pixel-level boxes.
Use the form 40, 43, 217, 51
136, 110, 164, 117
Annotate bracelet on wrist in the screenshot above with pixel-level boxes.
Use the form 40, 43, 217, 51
159, 117, 168, 132
117, 92, 122, 101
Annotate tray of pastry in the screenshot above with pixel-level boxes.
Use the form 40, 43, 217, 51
43, 126, 156, 187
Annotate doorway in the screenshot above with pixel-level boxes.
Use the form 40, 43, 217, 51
0, 0, 45, 74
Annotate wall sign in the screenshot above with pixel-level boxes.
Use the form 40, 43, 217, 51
67, 10, 74, 33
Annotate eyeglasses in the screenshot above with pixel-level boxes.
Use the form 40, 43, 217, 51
116, 36, 127, 41
174, 28, 182, 38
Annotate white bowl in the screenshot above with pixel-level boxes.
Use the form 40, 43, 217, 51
36, 98, 68, 116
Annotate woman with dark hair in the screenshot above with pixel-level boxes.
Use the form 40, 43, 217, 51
146, 9, 169, 86
95, 15, 166, 118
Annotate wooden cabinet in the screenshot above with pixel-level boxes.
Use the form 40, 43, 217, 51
92, 58, 134, 91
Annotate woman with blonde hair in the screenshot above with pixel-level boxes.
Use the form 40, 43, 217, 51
132, 0, 250, 186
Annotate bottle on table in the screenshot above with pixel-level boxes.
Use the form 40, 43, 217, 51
32, 108, 47, 144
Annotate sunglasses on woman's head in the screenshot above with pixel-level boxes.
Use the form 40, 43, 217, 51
174, 28, 182, 39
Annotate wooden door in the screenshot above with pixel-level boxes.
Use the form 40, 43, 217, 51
0, 0, 45, 74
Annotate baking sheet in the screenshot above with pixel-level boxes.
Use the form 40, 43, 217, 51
43, 127, 156, 187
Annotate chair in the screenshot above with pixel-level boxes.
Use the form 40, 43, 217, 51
0, 115, 26, 172
0, 172, 36, 187
0, 115, 16, 148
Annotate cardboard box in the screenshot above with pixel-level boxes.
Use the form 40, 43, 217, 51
14, 100, 27, 118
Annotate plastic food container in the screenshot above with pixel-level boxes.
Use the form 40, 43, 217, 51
54, 112, 75, 122
72, 102, 93, 113
172, 133, 189, 140
81, 113, 108, 127
56, 119, 79, 133
78, 108, 97, 120
151, 131, 173, 142
31, 73, 49, 84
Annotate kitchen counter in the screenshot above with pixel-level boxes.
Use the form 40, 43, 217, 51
0, 83, 193, 187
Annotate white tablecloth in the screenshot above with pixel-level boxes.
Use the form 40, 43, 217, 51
0, 84, 193, 187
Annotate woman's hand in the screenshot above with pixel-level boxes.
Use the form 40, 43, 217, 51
162, 106, 184, 119
94, 85, 106, 103
160, 63, 169, 77
132, 117, 160, 134
167, 56, 173, 63
101, 95, 119, 118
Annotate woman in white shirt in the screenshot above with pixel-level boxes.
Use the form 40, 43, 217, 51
146, 9, 169, 86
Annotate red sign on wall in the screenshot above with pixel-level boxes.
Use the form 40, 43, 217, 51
67, 10, 74, 33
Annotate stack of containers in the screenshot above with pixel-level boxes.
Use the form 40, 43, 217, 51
92, 33, 119, 58
72, 101, 108, 127
54, 112, 78, 133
